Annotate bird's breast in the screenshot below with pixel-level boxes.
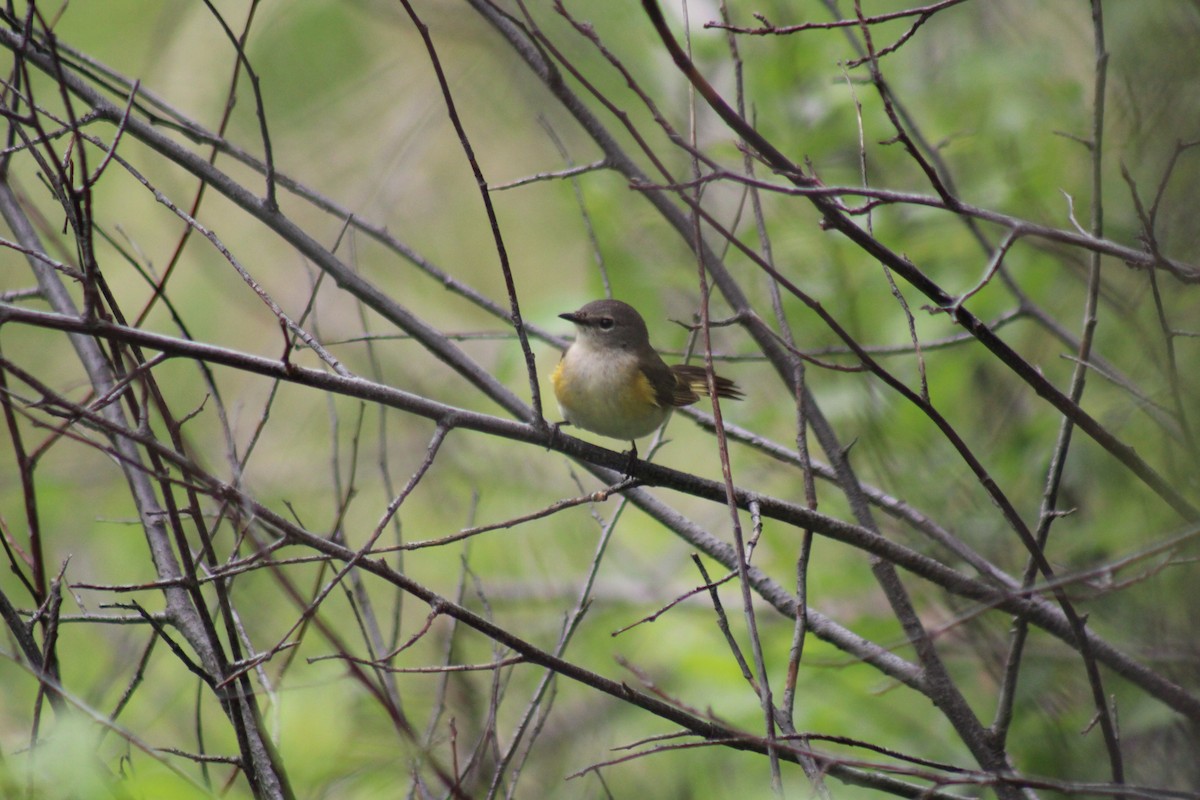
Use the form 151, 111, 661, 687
552, 344, 668, 440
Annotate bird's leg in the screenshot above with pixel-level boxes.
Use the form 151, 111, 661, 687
622, 440, 639, 476
546, 420, 569, 450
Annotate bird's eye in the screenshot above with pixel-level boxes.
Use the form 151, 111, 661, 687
598, 317, 615, 330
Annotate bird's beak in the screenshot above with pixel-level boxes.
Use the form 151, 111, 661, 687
559, 311, 584, 324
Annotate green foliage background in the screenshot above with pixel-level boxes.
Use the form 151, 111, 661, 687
1, 1, 1198, 797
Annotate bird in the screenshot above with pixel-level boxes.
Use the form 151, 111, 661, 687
550, 299, 742, 462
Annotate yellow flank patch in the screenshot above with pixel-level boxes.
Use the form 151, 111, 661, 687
550, 358, 567, 395
630, 367, 661, 408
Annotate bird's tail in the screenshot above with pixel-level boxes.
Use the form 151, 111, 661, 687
671, 364, 744, 401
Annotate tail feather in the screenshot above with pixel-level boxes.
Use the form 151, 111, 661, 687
670, 364, 744, 403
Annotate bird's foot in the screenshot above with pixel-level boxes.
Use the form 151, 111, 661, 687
621, 441, 639, 476
546, 420, 568, 450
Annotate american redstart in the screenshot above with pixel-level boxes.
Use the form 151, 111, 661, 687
551, 299, 742, 456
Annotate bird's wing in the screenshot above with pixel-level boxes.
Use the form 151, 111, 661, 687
640, 358, 698, 408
